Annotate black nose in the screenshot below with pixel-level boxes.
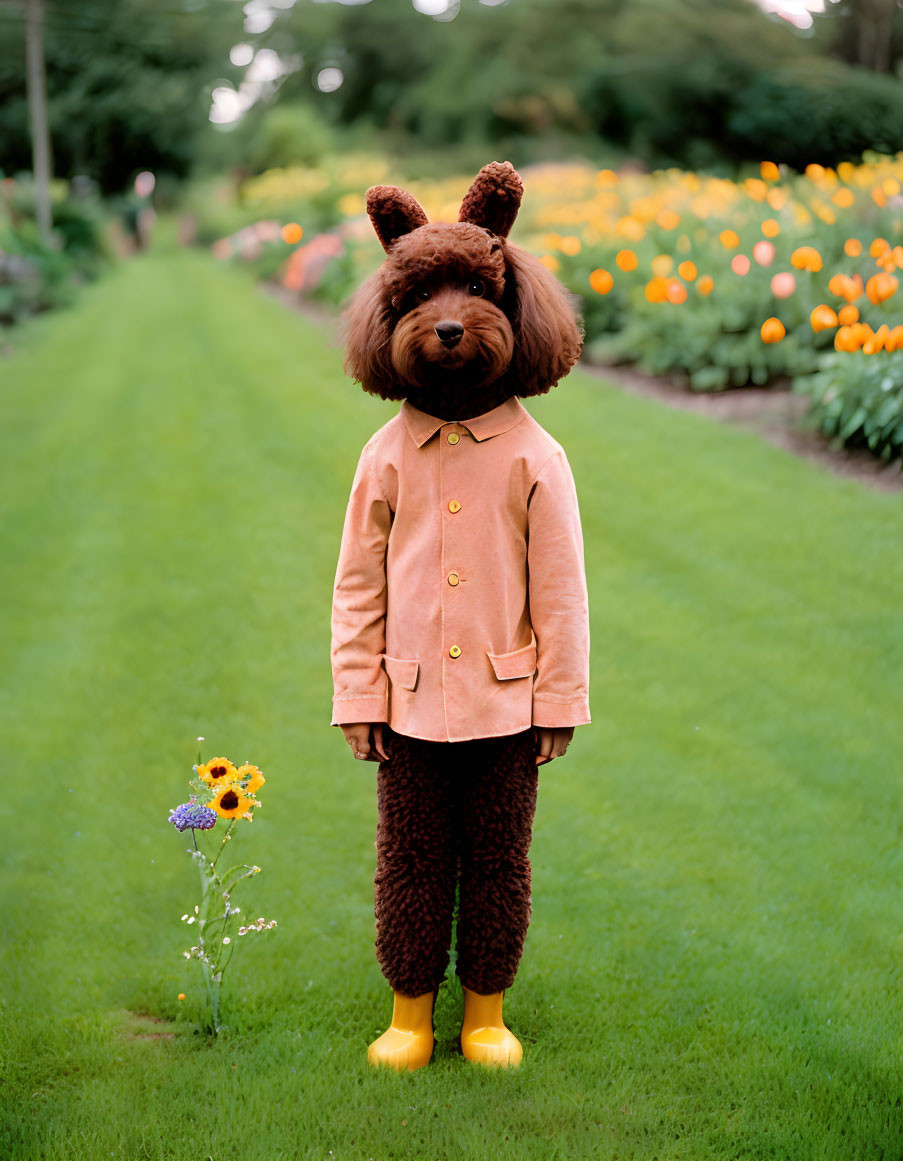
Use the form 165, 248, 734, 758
435, 321, 464, 346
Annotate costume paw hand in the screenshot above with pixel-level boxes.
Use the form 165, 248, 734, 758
534, 726, 574, 765
341, 722, 389, 763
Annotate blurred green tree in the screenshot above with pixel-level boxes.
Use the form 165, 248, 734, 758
0, 0, 243, 191
821, 0, 903, 73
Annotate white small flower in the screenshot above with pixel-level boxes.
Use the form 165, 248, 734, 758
194, 906, 199, 914
180, 914, 188, 921
197, 736, 205, 742
257, 917, 265, 924
232, 908, 240, 915
238, 927, 247, 936
183, 951, 191, 959
222, 937, 231, 945
187, 916, 196, 924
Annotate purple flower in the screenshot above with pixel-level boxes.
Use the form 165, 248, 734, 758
168, 802, 217, 832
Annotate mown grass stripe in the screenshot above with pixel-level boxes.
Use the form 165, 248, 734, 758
2, 250, 901, 1160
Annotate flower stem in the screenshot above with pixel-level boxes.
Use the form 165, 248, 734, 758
211, 820, 237, 870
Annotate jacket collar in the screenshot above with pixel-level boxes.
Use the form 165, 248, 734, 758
402, 397, 527, 448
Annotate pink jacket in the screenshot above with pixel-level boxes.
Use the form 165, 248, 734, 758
331, 397, 590, 743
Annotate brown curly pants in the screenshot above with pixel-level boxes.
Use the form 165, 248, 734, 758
374, 726, 539, 998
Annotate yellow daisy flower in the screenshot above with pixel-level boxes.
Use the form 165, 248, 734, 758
198, 757, 238, 788
236, 764, 265, 795
207, 781, 259, 821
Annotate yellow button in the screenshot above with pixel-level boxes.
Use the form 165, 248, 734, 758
448, 645, 462, 658
447, 432, 460, 445
447, 572, 460, 587
448, 499, 461, 513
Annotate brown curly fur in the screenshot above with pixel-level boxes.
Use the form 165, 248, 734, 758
374, 727, 538, 998
343, 161, 583, 422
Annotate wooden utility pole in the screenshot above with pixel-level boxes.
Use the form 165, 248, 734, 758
25, 0, 53, 245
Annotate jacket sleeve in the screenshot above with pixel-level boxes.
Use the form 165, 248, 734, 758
527, 449, 591, 729
330, 441, 392, 725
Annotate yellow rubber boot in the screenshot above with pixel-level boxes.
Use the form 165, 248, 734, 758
368, 991, 435, 1071
460, 987, 523, 1068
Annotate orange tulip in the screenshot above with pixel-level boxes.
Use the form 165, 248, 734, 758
760, 317, 785, 343
281, 222, 304, 245
837, 304, 859, 325
666, 279, 687, 304
836, 324, 873, 352
866, 272, 898, 304
843, 238, 862, 257
827, 273, 863, 303
863, 324, 890, 354
656, 209, 681, 230
761, 218, 780, 238
790, 246, 823, 272
589, 268, 614, 295
697, 274, 714, 296
616, 249, 638, 271
760, 161, 780, 182
828, 273, 850, 299
887, 325, 903, 353
644, 276, 668, 303
810, 304, 839, 332
719, 229, 740, 249
870, 237, 890, 258
832, 188, 855, 208
677, 260, 697, 281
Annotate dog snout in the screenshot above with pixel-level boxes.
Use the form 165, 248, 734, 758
434, 320, 464, 346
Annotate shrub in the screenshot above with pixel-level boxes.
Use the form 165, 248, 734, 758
794, 352, 903, 461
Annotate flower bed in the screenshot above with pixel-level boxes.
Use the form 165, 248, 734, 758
208, 153, 903, 462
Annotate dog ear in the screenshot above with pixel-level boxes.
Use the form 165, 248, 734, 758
366, 186, 428, 252
459, 161, 524, 239
503, 243, 584, 397
341, 270, 406, 401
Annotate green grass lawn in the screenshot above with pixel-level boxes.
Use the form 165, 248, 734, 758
2, 250, 902, 1161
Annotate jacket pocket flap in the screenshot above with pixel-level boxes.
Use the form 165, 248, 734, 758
382, 654, 420, 692
487, 638, 537, 681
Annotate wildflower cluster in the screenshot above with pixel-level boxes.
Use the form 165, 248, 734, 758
168, 801, 217, 832
238, 915, 278, 936
168, 746, 277, 1035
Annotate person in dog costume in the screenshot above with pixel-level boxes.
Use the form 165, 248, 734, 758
331, 161, 590, 1070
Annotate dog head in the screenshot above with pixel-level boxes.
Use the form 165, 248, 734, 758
343, 161, 583, 420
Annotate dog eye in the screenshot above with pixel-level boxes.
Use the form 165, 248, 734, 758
413, 286, 431, 302
468, 279, 486, 297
